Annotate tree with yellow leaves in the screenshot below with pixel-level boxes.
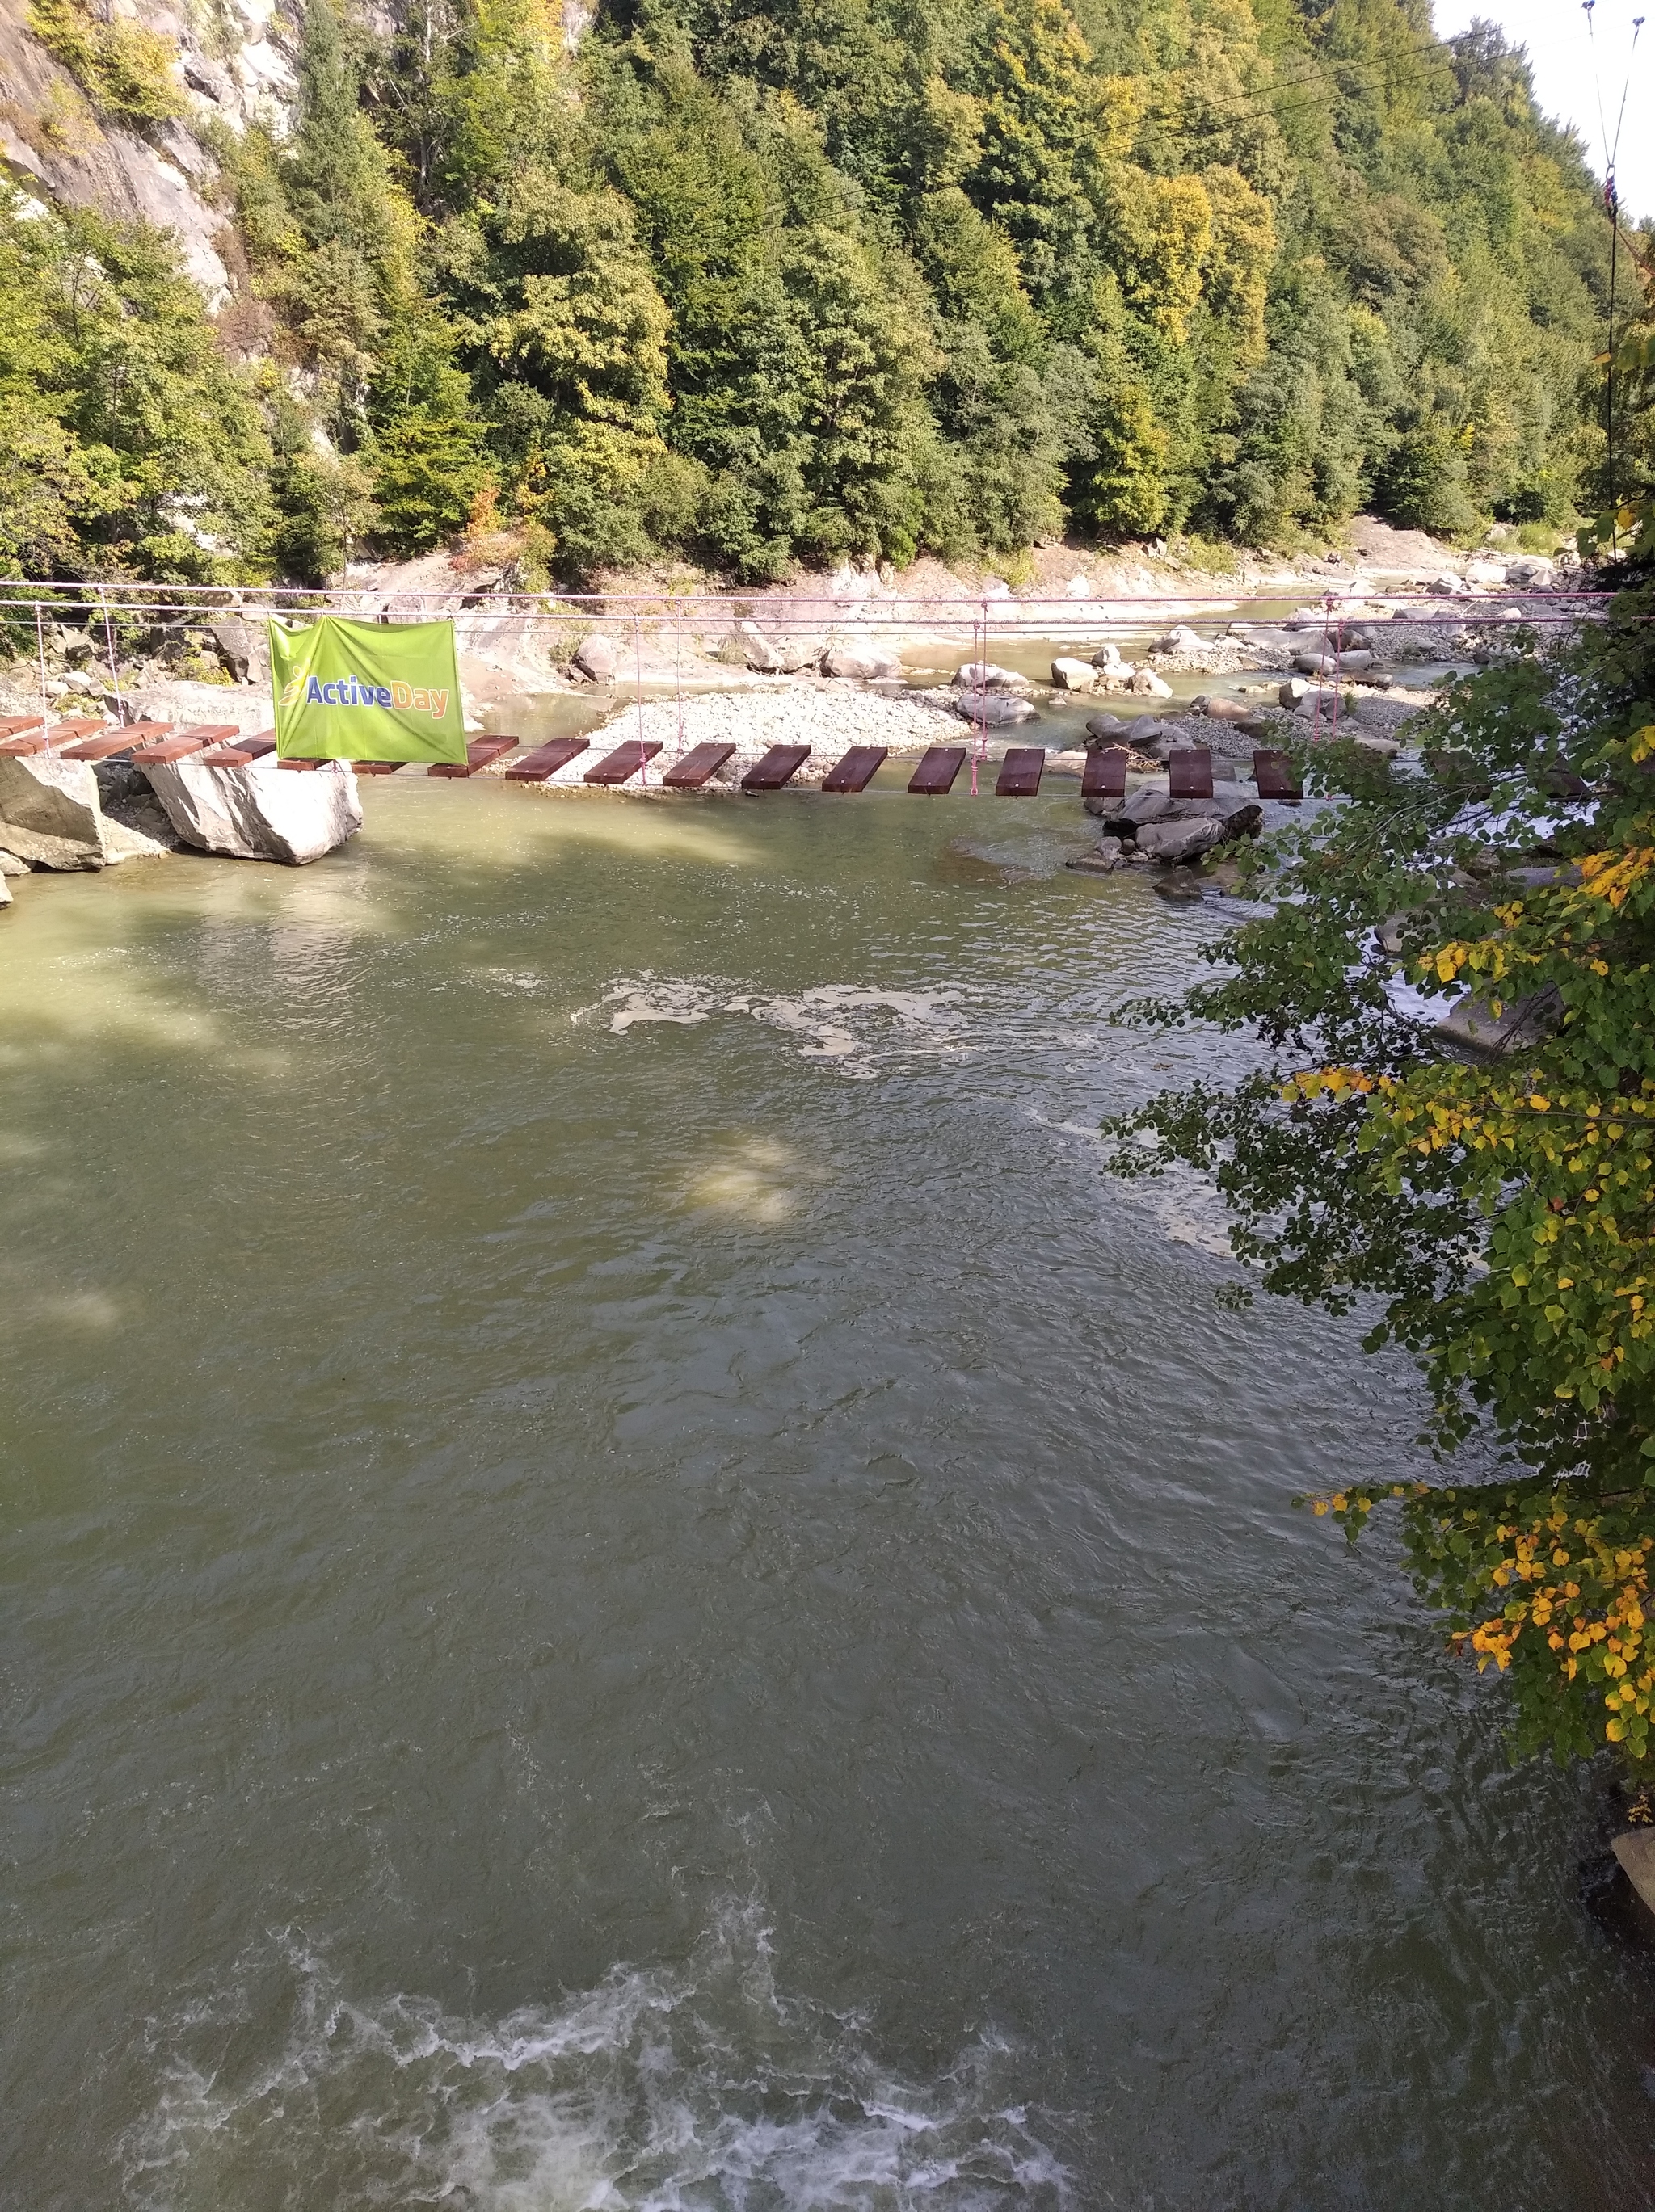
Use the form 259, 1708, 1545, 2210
1105, 572, 1655, 1766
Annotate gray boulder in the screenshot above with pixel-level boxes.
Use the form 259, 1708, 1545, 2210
1432, 985, 1560, 1055
1065, 835, 1124, 876
954, 661, 1027, 690
1090, 643, 1123, 670
0, 848, 29, 876
208, 616, 263, 683
1293, 647, 1375, 675
1084, 713, 1131, 741
954, 692, 1038, 727
573, 634, 617, 682
1050, 656, 1097, 690
0, 870, 10, 909
1505, 556, 1555, 587
1135, 816, 1228, 863
722, 620, 785, 672
141, 757, 363, 865
826, 641, 903, 680
0, 755, 171, 870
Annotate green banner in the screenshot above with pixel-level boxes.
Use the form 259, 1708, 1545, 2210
269, 616, 467, 763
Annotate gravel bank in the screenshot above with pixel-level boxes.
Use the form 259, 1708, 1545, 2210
531, 683, 962, 788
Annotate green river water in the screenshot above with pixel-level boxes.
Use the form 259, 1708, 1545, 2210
2, 773, 1652, 2209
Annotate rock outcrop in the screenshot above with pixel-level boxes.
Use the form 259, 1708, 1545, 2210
0, 755, 173, 868
141, 757, 362, 864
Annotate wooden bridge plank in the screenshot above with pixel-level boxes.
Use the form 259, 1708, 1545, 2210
430, 736, 518, 780
661, 742, 736, 789
4, 717, 107, 755
1168, 747, 1214, 800
1081, 746, 1126, 799
908, 745, 966, 795
823, 745, 887, 793
741, 744, 811, 791
995, 746, 1045, 797
131, 734, 214, 763
0, 715, 44, 737
201, 731, 277, 766
584, 740, 663, 785
505, 738, 590, 783
1252, 748, 1303, 800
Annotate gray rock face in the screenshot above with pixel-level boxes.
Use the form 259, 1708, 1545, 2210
1084, 713, 1131, 741
141, 759, 363, 865
573, 635, 617, 681
207, 616, 265, 683
0, 755, 171, 869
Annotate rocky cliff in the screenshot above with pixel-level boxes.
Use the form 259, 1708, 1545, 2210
0, 0, 295, 296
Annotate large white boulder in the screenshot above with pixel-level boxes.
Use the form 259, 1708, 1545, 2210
0, 755, 171, 870
1050, 657, 1097, 690
826, 640, 903, 680
572, 634, 617, 681
141, 758, 362, 864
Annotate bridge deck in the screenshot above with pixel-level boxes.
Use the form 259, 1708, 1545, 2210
742, 744, 811, 791
430, 737, 517, 779
662, 742, 736, 789
585, 740, 663, 785
506, 738, 589, 783
908, 746, 966, 795
823, 746, 887, 792
995, 746, 1045, 797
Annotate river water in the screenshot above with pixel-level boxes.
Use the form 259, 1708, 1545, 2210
2, 776, 1652, 2210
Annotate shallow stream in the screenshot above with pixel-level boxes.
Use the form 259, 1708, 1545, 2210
2, 779, 1651, 2208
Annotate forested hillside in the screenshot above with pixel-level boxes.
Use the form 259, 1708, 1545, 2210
0, 0, 1633, 583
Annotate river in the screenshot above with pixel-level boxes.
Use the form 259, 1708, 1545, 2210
2, 774, 1650, 2209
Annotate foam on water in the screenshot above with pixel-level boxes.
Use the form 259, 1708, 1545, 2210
121, 1907, 1068, 2212
583, 977, 967, 1080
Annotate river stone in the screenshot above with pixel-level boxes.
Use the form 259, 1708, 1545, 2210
1065, 836, 1122, 876
0, 870, 11, 908
1614, 1830, 1655, 1915
1430, 983, 1561, 1054
573, 634, 617, 681
954, 693, 1038, 727
1050, 657, 1096, 690
1084, 713, 1130, 742
1135, 815, 1228, 863
1090, 643, 1122, 669
0, 847, 29, 876
1202, 696, 1252, 721
954, 662, 1027, 690
141, 757, 363, 865
825, 641, 902, 680
1126, 667, 1173, 697
0, 755, 171, 870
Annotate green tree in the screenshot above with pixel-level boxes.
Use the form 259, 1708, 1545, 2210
1102, 571, 1655, 1767
0, 187, 273, 579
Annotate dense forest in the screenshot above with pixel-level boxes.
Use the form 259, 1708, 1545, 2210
0, 0, 1641, 583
